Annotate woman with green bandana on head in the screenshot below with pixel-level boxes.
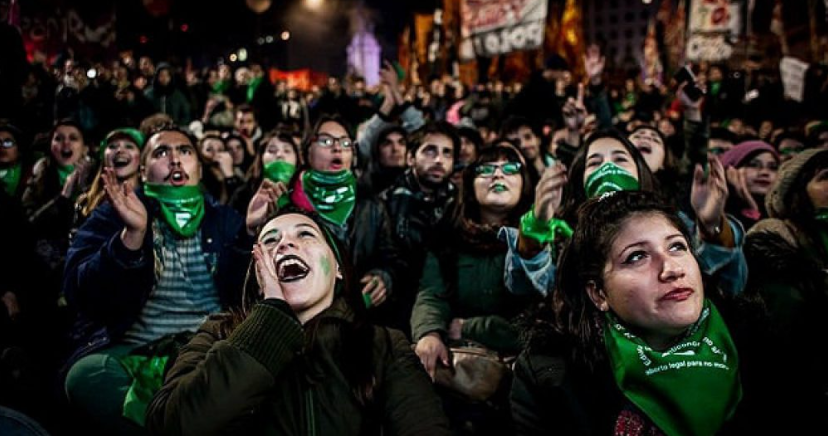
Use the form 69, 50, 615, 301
503, 130, 748, 299
63, 124, 257, 436
74, 128, 145, 230
146, 209, 452, 435
744, 148, 828, 433
248, 115, 402, 315
511, 191, 771, 435
229, 128, 301, 215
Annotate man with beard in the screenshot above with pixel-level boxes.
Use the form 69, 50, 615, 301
501, 116, 553, 184
377, 122, 458, 336
62, 125, 256, 435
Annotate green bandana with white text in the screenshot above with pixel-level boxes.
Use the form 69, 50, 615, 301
0, 163, 21, 196
302, 169, 356, 226
143, 184, 205, 238
585, 162, 640, 198
604, 299, 741, 436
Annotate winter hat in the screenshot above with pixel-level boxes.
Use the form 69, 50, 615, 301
719, 140, 778, 168
100, 128, 145, 155
765, 148, 828, 219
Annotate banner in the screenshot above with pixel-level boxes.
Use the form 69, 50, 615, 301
460, 0, 548, 58
779, 57, 809, 102
686, 0, 740, 61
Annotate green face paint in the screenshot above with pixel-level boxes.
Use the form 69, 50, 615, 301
492, 183, 507, 193
320, 256, 331, 277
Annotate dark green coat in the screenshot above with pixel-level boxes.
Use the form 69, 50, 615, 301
147, 299, 451, 436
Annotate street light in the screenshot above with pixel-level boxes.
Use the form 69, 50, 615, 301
281, 31, 290, 41
306, 0, 323, 10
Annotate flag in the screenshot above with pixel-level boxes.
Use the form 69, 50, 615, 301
545, 0, 585, 78
642, 18, 664, 84
664, 0, 687, 72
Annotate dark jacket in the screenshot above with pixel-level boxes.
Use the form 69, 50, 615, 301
144, 64, 192, 126
62, 190, 253, 368
146, 299, 452, 436
377, 171, 455, 334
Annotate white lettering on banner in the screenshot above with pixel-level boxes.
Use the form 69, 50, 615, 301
686, 34, 733, 61
472, 21, 544, 57
780, 57, 810, 103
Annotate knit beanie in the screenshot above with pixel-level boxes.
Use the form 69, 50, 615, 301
765, 148, 828, 219
719, 140, 778, 168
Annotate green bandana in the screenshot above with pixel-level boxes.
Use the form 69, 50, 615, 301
520, 208, 573, 245
143, 184, 205, 238
57, 164, 75, 187
263, 161, 296, 185
119, 354, 169, 427
585, 162, 640, 198
604, 300, 742, 436
264, 161, 296, 209
212, 80, 230, 94
247, 76, 263, 102
0, 163, 22, 196
302, 169, 357, 226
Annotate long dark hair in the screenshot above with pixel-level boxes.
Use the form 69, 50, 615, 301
555, 191, 694, 367
561, 129, 658, 224
246, 128, 301, 182
302, 115, 354, 169
214, 208, 376, 404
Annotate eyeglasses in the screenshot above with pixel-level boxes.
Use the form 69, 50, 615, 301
314, 134, 353, 149
1, 139, 16, 149
474, 161, 522, 178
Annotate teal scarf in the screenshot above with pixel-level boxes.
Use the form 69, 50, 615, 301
604, 299, 742, 436
143, 184, 205, 238
585, 162, 640, 198
302, 169, 357, 226
0, 163, 21, 196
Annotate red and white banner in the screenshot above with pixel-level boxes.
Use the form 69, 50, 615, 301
686, 0, 740, 61
460, 0, 548, 58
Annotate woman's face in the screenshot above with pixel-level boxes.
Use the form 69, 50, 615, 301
51, 125, 85, 167
104, 138, 141, 180
258, 214, 341, 320
583, 138, 639, 185
199, 138, 225, 162
593, 213, 704, 347
459, 136, 478, 164
742, 151, 779, 196
263, 138, 298, 167
807, 165, 828, 210
226, 139, 245, 166
629, 129, 666, 172
472, 158, 523, 214
308, 121, 354, 172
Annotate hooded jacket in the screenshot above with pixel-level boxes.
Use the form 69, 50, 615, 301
144, 63, 192, 126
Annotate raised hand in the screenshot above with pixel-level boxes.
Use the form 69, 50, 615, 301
246, 179, 288, 235
214, 151, 235, 179
584, 44, 605, 85
563, 83, 587, 132
360, 274, 387, 307
533, 163, 568, 223
253, 242, 285, 301
725, 166, 760, 212
61, 157, 93, 198
103, 167, 147, 250
691, 155, 728, 235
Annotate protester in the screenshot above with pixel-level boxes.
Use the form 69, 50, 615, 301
720, 140, 780, 230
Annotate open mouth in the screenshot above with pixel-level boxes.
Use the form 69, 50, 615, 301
113, 156, 131, 169
329, 158, 344, 170
168, 169, 188, 186
638, 145, 652, 155
275, 255, 310, 282
60, 149, 74, 159
489, 182, 508, 193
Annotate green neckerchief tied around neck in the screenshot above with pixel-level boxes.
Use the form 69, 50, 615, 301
0, 163, 22, 196
603, 299, 742, 436
143, 184, 205, 238
585, 161, 640, 198
57, 163, 75, 188
302, 169, 357, 226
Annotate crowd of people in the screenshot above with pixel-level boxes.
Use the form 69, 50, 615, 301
0, 39, 827, 436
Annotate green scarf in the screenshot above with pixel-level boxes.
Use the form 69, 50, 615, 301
604, 299, 742, 436
302, 169, 357, 226
0, 163, 21, 196
57, 163, 75, 187
212, 80, 230, 95
247, 76, 263, 102
143, 184, 205, 238
815, 208, 828, 256
585, 162, 640, 198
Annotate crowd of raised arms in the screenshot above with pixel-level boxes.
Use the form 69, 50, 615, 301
0, 46, 827, 436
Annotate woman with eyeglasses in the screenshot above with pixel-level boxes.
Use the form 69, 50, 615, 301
247, 115, 402, 314
411, 140, 537, 434
719, 140, 780, 231
504, 130, 747, 299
